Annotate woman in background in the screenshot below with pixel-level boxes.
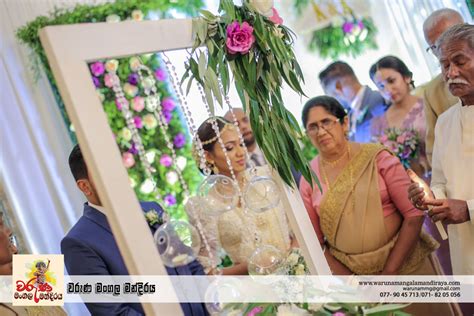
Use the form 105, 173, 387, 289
369, 56, 429, 180
299, 96, 457, 316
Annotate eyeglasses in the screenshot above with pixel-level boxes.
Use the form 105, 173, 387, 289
426, 44, 437, 54
9, 234, 18, 249
306, 118, 341, 135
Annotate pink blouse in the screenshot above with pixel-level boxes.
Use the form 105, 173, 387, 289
299, 150, 423, 243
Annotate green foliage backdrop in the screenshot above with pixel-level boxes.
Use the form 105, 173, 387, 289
16, 0, 204, 220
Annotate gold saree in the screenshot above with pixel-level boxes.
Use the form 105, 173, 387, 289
319, 144, 459, 315
320, 144, 438, 275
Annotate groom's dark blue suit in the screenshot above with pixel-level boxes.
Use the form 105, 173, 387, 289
61, 202, 208, 316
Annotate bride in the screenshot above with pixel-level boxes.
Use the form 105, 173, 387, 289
186, 117, 294, 275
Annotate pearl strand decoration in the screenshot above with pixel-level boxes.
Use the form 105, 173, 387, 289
159, 54, 218, 272
107, 65, 160, 200
219, 79, 256, 174
161, 53, 211, 176
136, 63, 190, 198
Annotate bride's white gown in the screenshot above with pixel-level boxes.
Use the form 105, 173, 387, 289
186, 166, 291, 273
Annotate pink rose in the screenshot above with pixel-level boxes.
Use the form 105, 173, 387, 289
122, 152, 135, 168
132, 96, 145, 112
90, 62, 105, 77
396, 135, 406, 143
379, 134, 388, 143
268, 8, 283, 25
226, 21, 255, 55
104, 73, 115, 88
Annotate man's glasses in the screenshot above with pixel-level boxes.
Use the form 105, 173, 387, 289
306, 118, 340, 135
426, 44, 437, 54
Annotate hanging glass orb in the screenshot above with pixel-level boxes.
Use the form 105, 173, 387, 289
198, 175, 239, 215
205, 278, 243, 315
154, 221, 200, 267
248, 245, 285, 277
244, 176, 280, 213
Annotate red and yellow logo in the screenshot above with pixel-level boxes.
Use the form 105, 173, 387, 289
12, 255, 64, 306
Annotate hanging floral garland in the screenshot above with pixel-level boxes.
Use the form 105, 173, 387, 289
294, 0, 378, 59
183, 0, 319, 188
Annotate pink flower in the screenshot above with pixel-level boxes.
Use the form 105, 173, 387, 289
104, 73, 115, 88
268, 8, 283, 25
226, 21, 255, 55
248, 306, 263, 316
161, 97, 175, 112
132, 96, 145, 112
122, 152, 135, 168
155, 68, 167, 81
134, 116, 143, 129
333, 313, 346, 316
397, 135, 406, 143
379, 134, 388, 143
90, 62, 105, 77
160, 154, 173, 167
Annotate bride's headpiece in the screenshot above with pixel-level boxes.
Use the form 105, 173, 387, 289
191, 117, 235, 172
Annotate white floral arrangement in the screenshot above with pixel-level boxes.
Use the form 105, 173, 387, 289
285, 248, 309, 276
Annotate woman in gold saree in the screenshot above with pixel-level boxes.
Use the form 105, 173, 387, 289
299, 96, 458, 315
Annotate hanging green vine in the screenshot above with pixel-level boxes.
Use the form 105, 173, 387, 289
182, 0, 320, 189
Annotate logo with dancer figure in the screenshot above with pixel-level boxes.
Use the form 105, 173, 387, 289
12, 255, 64, 306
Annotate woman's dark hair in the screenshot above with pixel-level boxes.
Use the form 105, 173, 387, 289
196, 116, 232, 152
301, 96, 347, 127
369, 55, 415, 88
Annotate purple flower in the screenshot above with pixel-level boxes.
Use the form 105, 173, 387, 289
161, 97, 176, 112
128, 143, 138, 155
92, 77, 101, 88
164, 194, 176, 206
155, 68, 167, 81
134, 116, 143, 129
128, 73, 139, 85
160, 154, 173, 167
342, 22, 354, 34
163, 110, 173, 124
173, 133, 186, 149
90, 61, 105, 77
358, 20, 365, 30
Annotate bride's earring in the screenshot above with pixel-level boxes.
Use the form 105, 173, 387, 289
207, 160, 219, 174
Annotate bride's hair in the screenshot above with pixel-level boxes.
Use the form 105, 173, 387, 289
192, 116, 233, 174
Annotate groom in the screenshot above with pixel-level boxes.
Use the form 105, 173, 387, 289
62, 144, 208, 316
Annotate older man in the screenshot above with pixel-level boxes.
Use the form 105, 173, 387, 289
422, 9, 463, 164
409, 24, 474, 277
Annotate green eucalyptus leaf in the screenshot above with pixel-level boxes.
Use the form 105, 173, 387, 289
205, 67, 222, 107
198, 51, 207, 80
200, 9, 216, 20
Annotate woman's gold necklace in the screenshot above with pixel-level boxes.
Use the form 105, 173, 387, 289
321, 144, 349, 189
321, 144, 356, 213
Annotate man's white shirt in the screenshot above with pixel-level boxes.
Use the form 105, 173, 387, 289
431, 101, 474, 274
